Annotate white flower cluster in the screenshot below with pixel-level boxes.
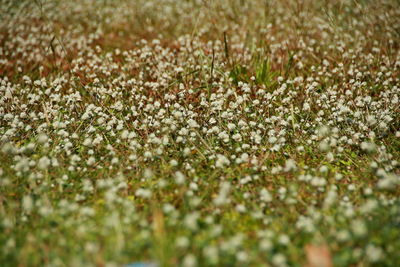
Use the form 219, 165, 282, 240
0, 0, 399, 266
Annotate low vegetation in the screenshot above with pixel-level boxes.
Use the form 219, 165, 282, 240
1, 0, 399, 266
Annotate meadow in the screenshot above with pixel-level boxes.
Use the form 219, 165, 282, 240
0, 0, 400, 266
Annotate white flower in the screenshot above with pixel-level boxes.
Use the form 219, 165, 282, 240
184, 212, 199, 231
272, 253, 287, 266
203, 246, 219, 264
284, 159, 297, 172
260, 188, 272, 202
366, 244, 383, 262
319, 165, 328, 173
360, 142, 376, 153
37, 133, 48, 144
187, 119, 199, 128
377, 173, 399, 190
227, 123, 236, 130
22, 195, 33, 213
170, 159, 178, 167
215, 154, 230, 168
176, 236, 190, 248
182, 254, 197, 267
37, 156, 51, 170
135, 188, 152, 199
174, 171, 186, 185
214, 182, 231, 206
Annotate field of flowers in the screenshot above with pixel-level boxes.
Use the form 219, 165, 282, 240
1, 0, 400, 266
